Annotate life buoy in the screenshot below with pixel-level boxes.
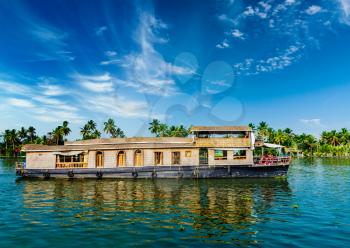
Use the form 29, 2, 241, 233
132, 171, 138, 178
96, 170, 103, 179
68, 170, 74, 178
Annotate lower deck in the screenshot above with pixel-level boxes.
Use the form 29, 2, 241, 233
16, 163, 289, 179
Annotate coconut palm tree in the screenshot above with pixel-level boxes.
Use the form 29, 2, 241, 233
104, 118, 117, 137
52, 126, 64, 145
339, 128, 350, 146
80, 120, 101, 140
149, 119, 161, 136
27, 126, 36, 143
87, 120, 97, 131
61, 121, 71, 137
114, 127, 125, 138
17, 127, 28, 143
8, 129, 18, 149
80, 124, 90, 140
274, 129, 288, 145
257, 121, 270, 141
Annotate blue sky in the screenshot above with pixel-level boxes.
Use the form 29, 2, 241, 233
1, 0, 350, 138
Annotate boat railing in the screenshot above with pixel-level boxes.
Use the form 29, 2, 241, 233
254, 156, 291, 166
56, 162, 88, 169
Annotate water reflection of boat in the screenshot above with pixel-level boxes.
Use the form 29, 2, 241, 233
17, 126, 291, 179
19, 178, 290, 245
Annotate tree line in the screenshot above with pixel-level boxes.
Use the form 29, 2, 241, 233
0, 118, 125, 157
249, 121, 350, 157
1, 119, 350, 157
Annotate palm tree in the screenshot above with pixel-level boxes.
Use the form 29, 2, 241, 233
274, 129, 288, 145
257, 121, 270, 141
80, 120, 101, 140
52, 126, 64, 145
17, 127, 27, 143
27, 126, 36, 143
329, 130, 340, 146
93, 129, 101, 139
8, 129, 18, 149
80, 124, 91, 140
2, 130, 11, 149
104, 118, 117, 137
87, 120, 97, 131
158, 123, 168, 137
149, 119, 161, 136
114, 127, 125, 138
61, 121, 71, 137
339, 128, 350, 146
248, 123, 256, 132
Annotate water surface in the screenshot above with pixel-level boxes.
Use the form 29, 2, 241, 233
0, 158, 349, 247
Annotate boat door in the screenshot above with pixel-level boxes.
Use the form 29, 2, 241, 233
199, 148, 208, 165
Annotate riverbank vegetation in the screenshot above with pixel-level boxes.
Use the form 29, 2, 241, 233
249, 122, 350, 157
0, 119, 125, 157
1, 119, 350, 157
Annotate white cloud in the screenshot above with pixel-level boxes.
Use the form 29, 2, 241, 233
80, 81, 114, 93
38, 83, 68, 96
0, 80, 30, 95
234, 44, 304, 75
300, 118, 324, 127
216, 40, 230, 49
28, 23, 73, 61
86, 95, 150, 118
95, 26, 107, 36
231, 29, 244, 39
105, 51, 117, 57
100, 59, 121, 66
117, 12, 195, 96
339, 0, 350, 25
7, 98, 35, 108
73, 73, 114, 93
285, 0, 296, 6
306, 5, 322, 15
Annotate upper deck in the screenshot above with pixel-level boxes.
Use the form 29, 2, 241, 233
22, 126, 254, 152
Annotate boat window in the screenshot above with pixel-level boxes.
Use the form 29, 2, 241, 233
134, 150, 143, 166
172, 152, 181, 165
185, 151, 192, 157
154, 152, 163, 165
96, 151, 104, 168
117, 151, 125, 167
233, 150, 247, 160
214, 150, 227, 160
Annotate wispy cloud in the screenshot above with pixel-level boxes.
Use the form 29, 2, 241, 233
28, 23, 74, 61
300, 118, 325, 128
234, 44, 304, 75
0, 80, 31, 95
339, 0, 350, 25
231, 29, 244, 39
95, 26, 107, 36
306, 5, 322, 15
73, 73, 114, 93
117, 12, 195, 96
7, 98, 35, 108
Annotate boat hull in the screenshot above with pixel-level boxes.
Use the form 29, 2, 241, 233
16, 164, 289, 179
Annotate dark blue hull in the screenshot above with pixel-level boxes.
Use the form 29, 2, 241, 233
16, 164, 289, 179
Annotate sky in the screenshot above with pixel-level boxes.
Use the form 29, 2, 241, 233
1, 0, 350, 138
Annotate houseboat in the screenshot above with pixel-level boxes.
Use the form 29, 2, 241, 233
16, 126, 291, 179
